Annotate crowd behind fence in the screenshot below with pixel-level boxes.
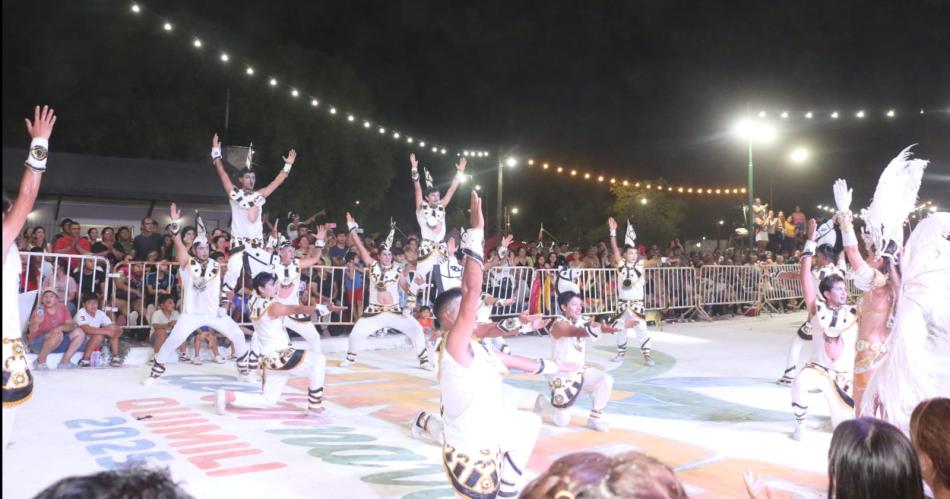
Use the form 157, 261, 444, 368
16, 252, 865, 336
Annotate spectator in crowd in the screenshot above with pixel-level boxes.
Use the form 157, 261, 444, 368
783, 213, 798, 254
522, 451, 687, 499
19, 249, 49, 292
790, 205, 806, 234
910, 398, 950, 499
69, 257, 106, 298
342, 252, 365, 321
293, 225, 314, 248
86, 227, 99, 243
115, 225, 133, 251
211, 234, 230, 258
114, 260, 145, 326
191, 326, 226, 364
329, 231, 349, 266
826, 417, 924, 499
296, 233, 318, 260
27, 289, 85, 369
149, 293, 179, 361
52, 221, 92, 264
75, 292, 125, 368
30, 226, 51, 253
160, 234, 176, 261
42, 260, 79, 314
32, 465, 194, 499
180, 226, 196, 248
132, 216, 164, 260
51, 217, 73, 246
91, 226, 126, 264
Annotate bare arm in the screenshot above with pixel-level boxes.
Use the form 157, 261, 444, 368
302, 210, 326, 225
3, 106, 55, 259
168, 203, 191, 266
410, 154, 423, 210
801, 219, 818, 316
211, 134, 234, 193
607, 217, 622, 264
445, 193, 485, 367
298, 225, 327, 268
266, 302, 314, 320
344, 213, 375, 267
441, 158, 466, 208
258, 149, 295, 198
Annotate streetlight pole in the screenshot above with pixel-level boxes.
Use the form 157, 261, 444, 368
496, 151, 504, 236
747, 142, 755, 250
734, 118, 775, 251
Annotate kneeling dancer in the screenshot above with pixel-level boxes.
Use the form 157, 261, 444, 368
216, 272, 326, 415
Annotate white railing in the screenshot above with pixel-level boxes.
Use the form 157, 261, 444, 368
20, 251, 113, 314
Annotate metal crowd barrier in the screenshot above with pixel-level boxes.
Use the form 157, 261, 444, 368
113, 260, 180, 328
759, 264, 805, 312
642, 267, 706, 319
483, 265, 535, 318
19, 251, 113, 315
531, 268, 618, 318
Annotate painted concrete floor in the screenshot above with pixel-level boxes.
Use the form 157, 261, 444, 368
5, 312, 857, 498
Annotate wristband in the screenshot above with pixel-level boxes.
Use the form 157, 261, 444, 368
314, 239, 326, 249
497, 246, 508, 259
25, 138, 49, 172
211, 147, 222, 160
282, 163, 293, 174
802, 240, 816, 257
314, 304, 331, 317
609, 229, 616, 238
534, 358, 560, 375
347, 221, 359, 232
585, 324, 600, 339
411, 169, 420, 183
461, 228, 484, 259
496, 317, 521, 334
169, 220, 182, 236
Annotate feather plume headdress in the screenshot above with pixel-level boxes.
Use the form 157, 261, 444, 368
859, 145, 928, 258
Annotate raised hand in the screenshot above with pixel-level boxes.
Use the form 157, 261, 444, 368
212, 133, 221, 149
346, 212, 357, 227
170, 203, 181, 221
607, 217, 618, 232
282, 149, 297, 166
410, 153, 419, 170
833, 179, 852, 212
25, 105, 56, 140
314, 224, 327, 242
470, 192, 483, 229
806, 219, 817, 241
500, 234, 514, 248
456, 157, 467, 173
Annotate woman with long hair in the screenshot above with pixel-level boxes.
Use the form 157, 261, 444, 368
827, 417, 924, 499
910, 398, 950, 499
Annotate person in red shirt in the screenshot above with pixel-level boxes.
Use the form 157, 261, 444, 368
52, 221, 92, 266
27, 289, 85, 369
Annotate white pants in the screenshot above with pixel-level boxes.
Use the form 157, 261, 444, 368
284, 317, 321, 353
443, 410, 541, 498
791, 364, 854, 428
781, 320, 812, 380
540, 367, 613, 426
416, 384, 526, 445
345, 312, 427, 365
614, 309, 651, 355
222, 245, 273, 295
152, 314, 249, 372
232, 351, 326, 410
414, 252, 443, 281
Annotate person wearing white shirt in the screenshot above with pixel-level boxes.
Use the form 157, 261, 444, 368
74, 293, 124, 368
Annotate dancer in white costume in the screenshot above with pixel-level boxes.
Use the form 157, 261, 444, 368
145, 204, 250, 384
339, 213, 432, 370
534, 290, 632, 433
215, 272, 327, 416
606, 217, 654, 366
777, 218, 845, 385
410, 153, 466, 279
3, 105, 55, 454
832, 146, 928, 416
432, 192, 570, 498
790, 219, 859, 441
432, 235, 463, 296
210, 133, 296, 313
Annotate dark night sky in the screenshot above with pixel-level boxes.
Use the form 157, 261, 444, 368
4, 0, 950, 239
164, 0, 950, 205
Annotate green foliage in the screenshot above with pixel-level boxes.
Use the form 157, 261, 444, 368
609, 180, 687, 246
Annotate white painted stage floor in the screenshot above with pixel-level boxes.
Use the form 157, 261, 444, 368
6, 312, 844, 498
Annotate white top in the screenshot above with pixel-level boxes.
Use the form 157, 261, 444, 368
616, 259, 645, 301
149, 309, 180, 337
416, 202, 446, 242
2, 246, 21, 340
439, 339, 508, 449
808, 302, 858, 372
179, 257, 220, 316
75, 308, 113, 328
229, 191, 265, 240
551, 316, 599, 369
248, 294, 290, 357
274, 258, 302, 306
438, 255, 462, 291
368, 262, 401, 307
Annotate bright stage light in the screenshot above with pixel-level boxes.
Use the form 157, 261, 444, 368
789, 147, 810, 163
505, 157, 517, 167
734, 119, 777, 143
220, 53, 229, 62
269, 78, 277, 86
640, 198, 648, 205
758, 111, 767, 117
347, 115, 355, 122
432, 147, 437, 152
363, 121, 371, 128
163, 22, 173, 31
441, 149, 447, 154
193, 38, 203, 48
420, 141, 425, 147
310, 99, 318, 108
584, 173, 591, 179
805, 111, 813, 119
570, 170, 577, 176
557, 167, 564, 173
831, 111, 839, 119
329, 107, 337, 114
543, 163, 549, 169
393, 132, 400, 139
406, 137, 413, 143
511, 207, 519, 215
131, 4, 141, 13
379, 127, 385, 134
475, 185, 481, 191
527, 159, 534, 165
781, 111, 789, 119
246, 67, 255, 75
856, 110, 865, 118
886, 109, 895, 117
291, 89, 299, 97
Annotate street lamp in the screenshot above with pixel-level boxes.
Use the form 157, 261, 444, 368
717, 219, 724, 249
504, 206, 519, 234
496, 154, 518, 236
734, 118, 777, 249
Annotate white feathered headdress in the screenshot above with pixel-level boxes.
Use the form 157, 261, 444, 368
859, 145, 928, 259
381, 219, 396, 251
193, 210, 208, 247
624, 220, 637, 248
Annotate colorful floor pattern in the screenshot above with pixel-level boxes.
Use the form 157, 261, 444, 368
5, 312, 850, 498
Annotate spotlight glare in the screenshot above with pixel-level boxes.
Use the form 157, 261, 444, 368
622, 180, 629, 186
246, 66, 255, 75
758, 110, 767, 117
193, 38, 203, 48
432, 147, 437, 152
505, 157, 517, 168
640, 198, 648, 205
441, 149, 447, 154
789, 147, 810, 163
163, 22, 173, 31
220, 53, 229, 62
856, 110, 865, 118
527, 159, 534, 166
291, 89, 299, 97
131, 4, 141, 13
734, 119, 777, 142
407, 137, 413, 143
393, 132, 400, 139
584, 173, 591, 179
570, 170, 577, 176
269, 78, 277, 86
886, 109, 895, 118
329, 107, 337, 114
831, 111, 839, 119
379, 127, 385, 134
475, 185, 481, 191
363, 121, 371, 128
557, 167, 564, 173
347, 114, 355, 122
805, 111, 813, 119
542, 163, 549, 169
781, 111, 789, 119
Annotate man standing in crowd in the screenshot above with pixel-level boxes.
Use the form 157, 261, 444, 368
132, 217, 163, 260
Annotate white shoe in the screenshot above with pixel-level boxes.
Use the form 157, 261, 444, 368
339, 357, 355, 368
410, 411, 427, 440
643, 354, 655, 367
213, 355, 227, 364
237, 372, 259, 384
776, 376, 793, 386
419, 361, 434, 371
610, 353, 626, 363
142, 376, 156, 387
791, 425, 803, 441
191, 357, 203, 365
215, 389, 227, 415
586, 418, 610, 432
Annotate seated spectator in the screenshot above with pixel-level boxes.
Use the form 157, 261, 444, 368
132, 216, 164, 260
522, 451, 687, 498
191, 326, 226, 365
42, 260, 79, 314
910, 398, 950, 499
75, 292, 125, 368
27, 289, 86, 369
114, 261, 145, 326
826, 417, 924, 499
19, 249, 49, 292
32, 465, 194, 499
70, 257, 106, 298
91, 227, 127, 264
211, 234, 230, 258
149, 293, 179, 360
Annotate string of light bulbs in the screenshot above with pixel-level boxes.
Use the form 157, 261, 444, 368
126, 3, 488, 158
521, 158, 746, 196
749, 107, 940, 121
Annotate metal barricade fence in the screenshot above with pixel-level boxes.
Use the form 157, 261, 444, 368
113, 261, 180, 328
484, 266, 534, 319
642, 267, 702, 318
697, 265, 761, 307
759, 264, 804, 309
300, 264, 369, 326
532, 268, 618, 318
20, 251, 113, 315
